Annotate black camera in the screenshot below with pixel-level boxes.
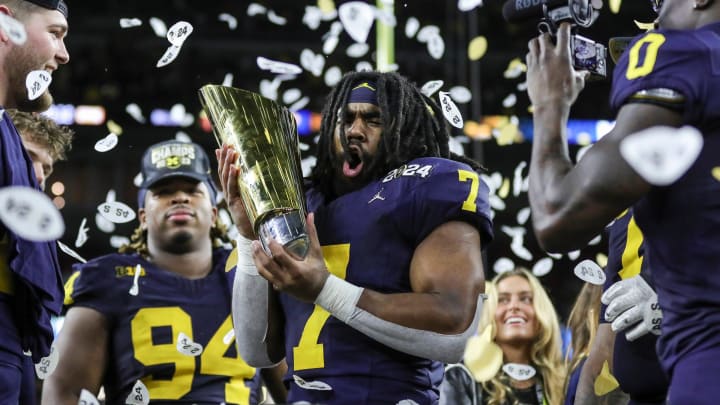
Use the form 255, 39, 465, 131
503, 0, 608, 78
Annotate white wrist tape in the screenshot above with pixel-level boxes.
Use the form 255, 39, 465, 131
235, 236, 258, 275
314, 274, 363, 323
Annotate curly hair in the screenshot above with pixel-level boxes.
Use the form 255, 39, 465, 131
119, 217, 233, 257
479, 268, 566, 405
311, 70, 483, 199
7, 109, 73, 161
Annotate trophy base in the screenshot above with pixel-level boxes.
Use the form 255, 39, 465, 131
258, 210, 309, 259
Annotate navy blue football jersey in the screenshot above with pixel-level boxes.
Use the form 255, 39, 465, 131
279, 157, 494, 405
611, 22, 720, 378
603, 210, 667, 403
64, 249, 261, 405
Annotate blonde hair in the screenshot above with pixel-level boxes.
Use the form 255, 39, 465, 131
479, 268, 565, 405
563, 283, 603, 393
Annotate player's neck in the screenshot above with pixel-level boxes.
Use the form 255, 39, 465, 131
148, 243, 214, 280
498, 342, 532, 365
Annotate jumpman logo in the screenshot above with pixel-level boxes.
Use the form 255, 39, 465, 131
352, 82, 376, 92
368, 188, 385, 204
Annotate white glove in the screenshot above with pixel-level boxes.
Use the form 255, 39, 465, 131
601, 275, 662, 341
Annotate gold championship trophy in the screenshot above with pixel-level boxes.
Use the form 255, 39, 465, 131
199, 85, 309, 258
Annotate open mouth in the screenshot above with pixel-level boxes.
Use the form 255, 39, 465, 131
342, 146, 364, 178
505, 316, 527, 325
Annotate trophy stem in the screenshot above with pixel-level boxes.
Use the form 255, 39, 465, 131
258, 210, 309, 259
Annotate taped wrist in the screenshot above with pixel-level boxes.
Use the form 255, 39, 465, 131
314, 274, 363, 323
235, 236, 258, 275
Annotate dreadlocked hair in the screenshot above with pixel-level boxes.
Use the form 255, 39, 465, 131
311, 71, 483, 198
119, 216, 233, 257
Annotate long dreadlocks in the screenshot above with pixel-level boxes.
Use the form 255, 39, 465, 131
311, 70, 483, 199
119, 216, 233, 257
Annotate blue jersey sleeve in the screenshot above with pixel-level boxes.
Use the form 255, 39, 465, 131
63, 255, 141, 316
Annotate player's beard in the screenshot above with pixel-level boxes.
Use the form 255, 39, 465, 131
331, 144, 378, 196
162, 230, 195, 254
5, 46, 53, 112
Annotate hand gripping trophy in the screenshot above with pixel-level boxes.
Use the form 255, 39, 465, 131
199, 85, 309, 258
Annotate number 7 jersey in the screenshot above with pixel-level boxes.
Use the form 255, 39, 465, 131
281, 157, 494, 405
64, 248, 261, 404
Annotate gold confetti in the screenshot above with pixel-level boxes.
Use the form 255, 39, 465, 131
712, 167, 720, 181
468, 36, 488, 61
498, 178, 510, 199
318, 0, 336, 14
503, 58, 527, 79
594, 360, 620, 396
634, 20, 656, 31
106, 120, 123, 136
609, 0, 622, 13
225, 247, 238, 272
465, 324, 503, 382
596, 253, 608, 268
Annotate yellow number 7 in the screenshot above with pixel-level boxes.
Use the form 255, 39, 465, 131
293, 244, 350, 371
458, 169, 479, 213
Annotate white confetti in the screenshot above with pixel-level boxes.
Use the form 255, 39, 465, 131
516, 81, 528, 91
256, 57, 303, 75
502, 93, 517, 108
322, 34, 340, 55
78, 389, 100, 405
416, 25, 440, 43
438, 91, 464, 128
420, 80, 444, 97
267, 10, 287, 26
355, 61, 373, 72
405, 16, 420, 38
110, 235, 131, 249
222, 73, 233, 87
94, 133, 118, 153
532, 257, 553, 277
338, 1, 376, 44
57, 241, 87, 263
74, 217, 89, 248
619, 126, 703, 186
218, 13, 237, 30
588, 234, 602, 245
489, 194, 505, 211
119, 18, 142, 28
516, 207, 531, 225
175, 131, 192, 143
346, 42, 369, 58
493, 257, 515, 274
247, 3, 267, 16
97, 201, 136, 224
426, 34, 445, 60
0, 187, 64, 241
458, 0, 484, 11
166, 21, 193, 47
156, 44, 182, 68
301, 156, 317, 178
125, 380, 150, 405
289, 96, 310, 112
222, 329, 235, 345
25, 70, 51, 101
373, 8, 397, 26
148, 17, 167, 37
259, 79, 280, 100
502, 363, 536, 381
34, 343, 58, 380
0, 13, 26, 45
303, 6, 323, 30
513, 161, 527, 197
177, 332, 204, 356
133, 172, 143, 187
449, 86, 472, 104
293, 374, 333, 391
568, 250, 581, 260
125, 103, 146, 123
282, 88, 302, 105
300, 49, 325, 77
95, 213, 115, 234
511, 239, 533, 261
574, 259, 606, 285
324, 66, 342, 87
128, 264, 141, 296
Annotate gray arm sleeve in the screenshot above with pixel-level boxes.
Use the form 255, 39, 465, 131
344, 295, 484, 364
231, 237, 281, 368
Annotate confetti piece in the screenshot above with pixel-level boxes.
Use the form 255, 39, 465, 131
574, 259, 606, 285
223, 329, 235, 345
34, 344, 58, 380
300, 49, 325, 77
502, 93, 517, 108
449, 86, 472, 104
355, 61, 373, 72
125, 103, 145, 123
97, 201, 136, 224
26, 70, 51, 101
109, 235, 130, 249
511, 239, 533, 261
128, 264, 141, 296
318, 0, 336, 14
218, 13, 237, 30
516, 207, 531, 225
324, 66, 342, 87
95, 212, 115, 234
458, 0, 484, 12
532, 257, 553, 277
416, 25, 440, 43
267, 10, 287, 26
79, 389, 100, 405
513, 161, 527, 197
166, 21, 193, 47
468, 36, 488, 60
322, 34, 339, 55
293, 375, 333, 391
0, 187, 64, 241
282, 88, 302, 105
119, 18, 142, 28
57, 241, 87, 263
303, 6, 323, 30
106, 120, 122, 136
289, 96, 310, 112
125, 380, 150, 405
594, 360, 620, 396
426, 34, 445, 60
609, 0, 622, 13
494, 257, 515, 274
256, 57, 303, 75
148, 17, 167, 37
247, 3, 267, 17
94, 133, 118, 153
620, 126, 703, 186
420, 80, 443, 97
464, 326, 503, 382
504, 58, 527, 79
346, 42, 369, 58
177, 332, 204, 356
338, 1, 375, 44
503, 363, 536, 380
634, 20, 655, 31
156, 44, 182, 68
405, 16, 420, 38
74, 218, 89, 248
0, 13, 26, 44
438, 91, 463, 128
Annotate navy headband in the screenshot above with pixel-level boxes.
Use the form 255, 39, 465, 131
347, 81, 378, 105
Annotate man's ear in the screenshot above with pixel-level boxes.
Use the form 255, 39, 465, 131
0, 5, 13, 44
211, 206, 218, 226
138, 208, 147, 230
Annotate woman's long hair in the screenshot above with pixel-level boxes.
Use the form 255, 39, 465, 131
478, 268, 566, 405
563, 283, 603, 394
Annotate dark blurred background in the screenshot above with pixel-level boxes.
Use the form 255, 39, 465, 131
46, 0, 657, 320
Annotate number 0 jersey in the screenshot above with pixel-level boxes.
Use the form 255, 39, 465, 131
64, 249, 261, 405
281, 157, 494, 405
610, 22, 720, 378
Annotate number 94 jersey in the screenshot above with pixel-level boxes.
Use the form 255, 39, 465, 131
281, 157, 494, 404
64, 249, 261, 405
